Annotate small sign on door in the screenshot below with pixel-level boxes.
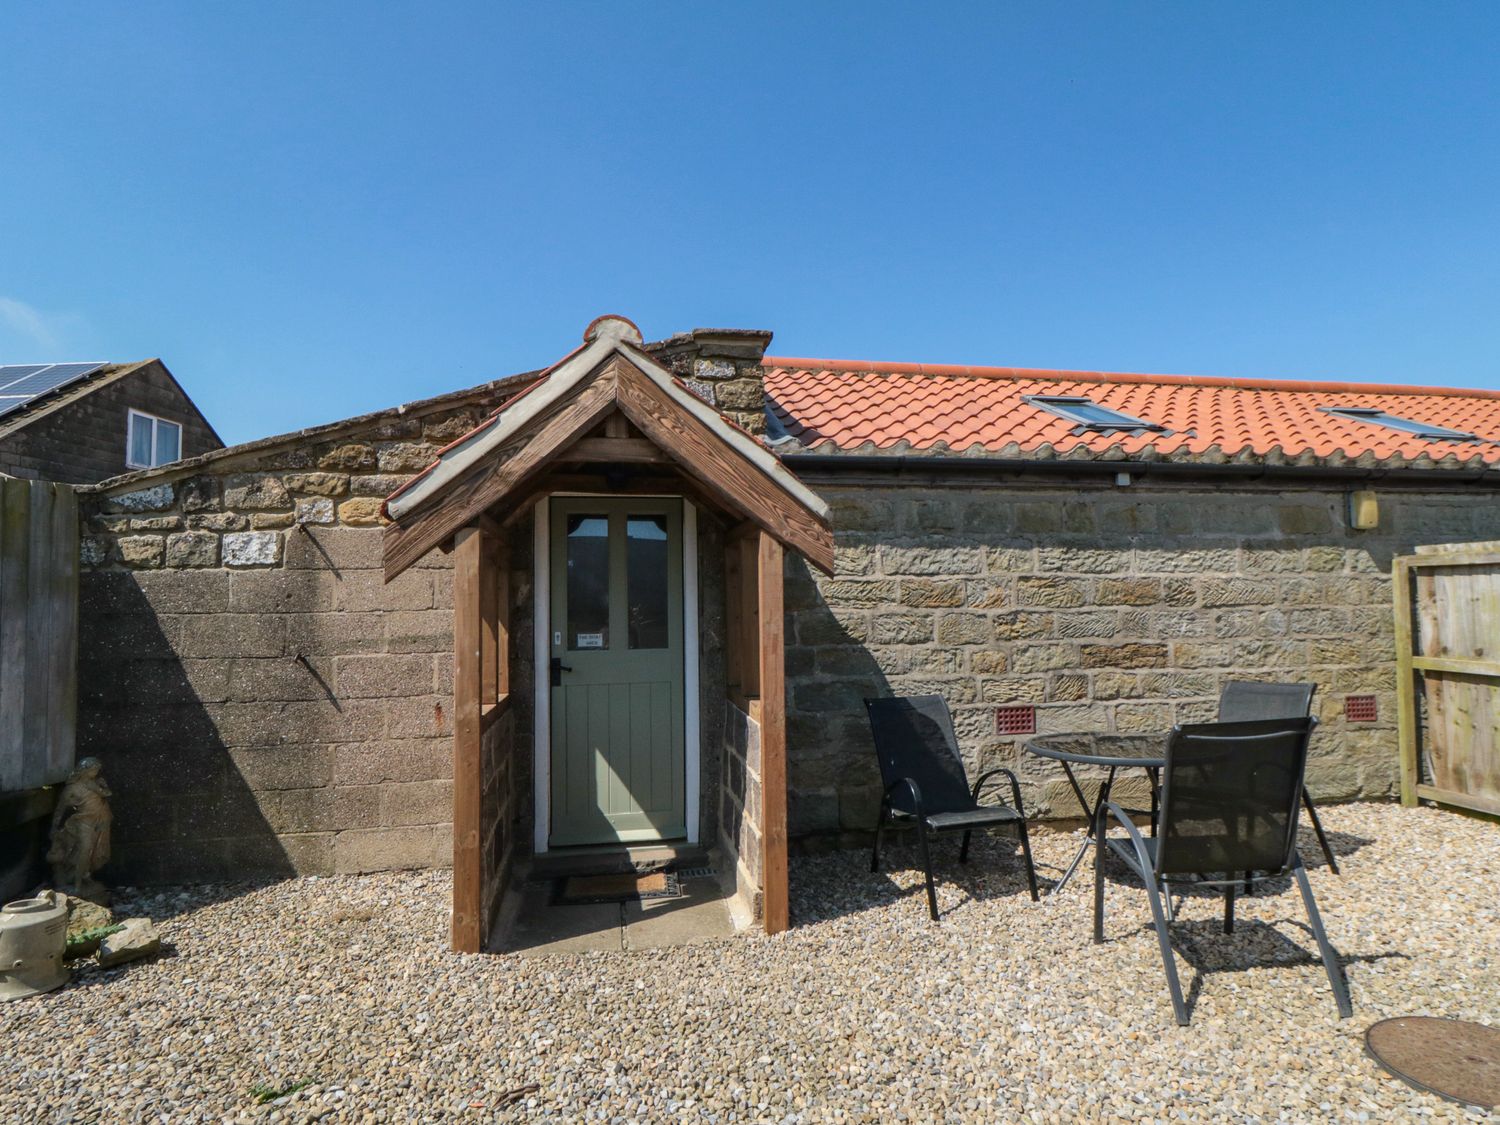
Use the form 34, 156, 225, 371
575, 632, 605, 649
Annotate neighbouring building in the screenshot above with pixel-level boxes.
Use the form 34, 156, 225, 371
0, 360, 221, 484
74, 316, 1500, 950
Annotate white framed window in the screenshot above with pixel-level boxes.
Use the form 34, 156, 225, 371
126, 409, 183, 469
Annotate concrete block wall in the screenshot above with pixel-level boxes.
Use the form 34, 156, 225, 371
78, 442, 730, 884
784, 480, 1500, 845
76, 399, 506, 882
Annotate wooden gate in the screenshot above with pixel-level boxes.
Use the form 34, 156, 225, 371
1393, 543, 1500, 816
0, 477, 79, 792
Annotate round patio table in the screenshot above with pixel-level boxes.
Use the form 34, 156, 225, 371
1023, 731, 1170, 941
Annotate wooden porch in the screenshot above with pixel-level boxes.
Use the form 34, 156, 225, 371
379, 316, 831, 952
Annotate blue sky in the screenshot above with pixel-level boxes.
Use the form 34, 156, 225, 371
2, 3, 1498, 444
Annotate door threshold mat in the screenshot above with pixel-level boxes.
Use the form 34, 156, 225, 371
553, 871, 682, 906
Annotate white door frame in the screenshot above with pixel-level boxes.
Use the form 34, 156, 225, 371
532, 494, 700, 854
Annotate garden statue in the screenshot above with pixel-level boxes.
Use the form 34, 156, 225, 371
47, 758, 112, 903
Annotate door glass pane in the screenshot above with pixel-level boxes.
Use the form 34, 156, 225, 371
128, 414, 152, 467
155, 420, 181, 465
626, 515, 669, 649
566, 514, 609, 650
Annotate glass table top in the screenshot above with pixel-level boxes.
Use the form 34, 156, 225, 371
1023, 730, 1170, 768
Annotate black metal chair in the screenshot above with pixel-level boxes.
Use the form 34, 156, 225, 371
865, 695, 1040, 920
1218, 680, 1339, 873
1098, 717, 1353, 1026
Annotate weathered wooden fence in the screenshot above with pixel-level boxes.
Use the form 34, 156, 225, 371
1393, 542, 1500, 817
0, 477, 79, 792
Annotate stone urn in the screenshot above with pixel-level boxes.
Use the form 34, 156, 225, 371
0, 890, 70, 1001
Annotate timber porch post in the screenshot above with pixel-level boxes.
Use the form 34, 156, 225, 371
758, 531, 788, 935
451, 523, 506, 953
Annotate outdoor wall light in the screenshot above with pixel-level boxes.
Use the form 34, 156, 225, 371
1348, 489, 1379, 530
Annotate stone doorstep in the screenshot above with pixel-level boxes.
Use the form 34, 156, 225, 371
492, 870, 735, 958
525, 843, 711, 882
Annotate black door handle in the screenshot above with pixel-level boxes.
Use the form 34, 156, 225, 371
550, 657, 572, 687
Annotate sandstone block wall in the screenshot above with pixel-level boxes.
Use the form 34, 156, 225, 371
784, 481, 1500, 845
719, 703, 765, 923
77, 398, 511, 882
82, 392, 1495, 884
78, 421, 731, 884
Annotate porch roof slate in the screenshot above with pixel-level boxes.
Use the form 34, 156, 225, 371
765, 358, 1500, 470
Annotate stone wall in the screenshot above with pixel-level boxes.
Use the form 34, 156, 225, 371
79, 443, 729, 885
80, 366, 1495, 884
718, 704, 764, 923
653, 328, 772, 437
76, 393, 514, 882
0, 362, 221, 485
784, 479, 1500, 845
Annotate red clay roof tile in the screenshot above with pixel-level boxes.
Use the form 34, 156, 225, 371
764, 357, 1500, 466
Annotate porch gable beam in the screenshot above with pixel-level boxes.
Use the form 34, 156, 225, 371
612, 361, 834, 574
383, 362, 622, 579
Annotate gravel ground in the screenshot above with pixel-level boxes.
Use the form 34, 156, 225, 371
3, 801, 1496, 1122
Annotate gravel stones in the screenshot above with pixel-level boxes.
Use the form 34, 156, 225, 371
2, 803, 1495, 1121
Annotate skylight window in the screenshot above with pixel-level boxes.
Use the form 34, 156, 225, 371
1023, 395, 1165, 433
1319, 407, 1477, 441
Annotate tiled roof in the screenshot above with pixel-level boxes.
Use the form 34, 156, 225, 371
765, 358, 1500, 468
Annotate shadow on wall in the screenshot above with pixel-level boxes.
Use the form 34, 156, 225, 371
782, 554, 895, 851
79, 573, 295, 885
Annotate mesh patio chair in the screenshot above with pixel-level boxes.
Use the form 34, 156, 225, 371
865, 694, 1039, 920
1218, 680, 1339, 873
1097, 716, 1353, 1026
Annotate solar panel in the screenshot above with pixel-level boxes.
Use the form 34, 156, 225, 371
0, 365, 47, 392
0, 362, 109, 421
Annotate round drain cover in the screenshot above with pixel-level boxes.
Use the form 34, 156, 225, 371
1365, 1017, 1500, 1109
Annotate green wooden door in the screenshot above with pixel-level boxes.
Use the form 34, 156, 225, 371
549, 498, 686, 846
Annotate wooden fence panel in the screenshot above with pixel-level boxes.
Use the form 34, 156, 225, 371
0, 477, 79, 792
1394, 546, 1500, 816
